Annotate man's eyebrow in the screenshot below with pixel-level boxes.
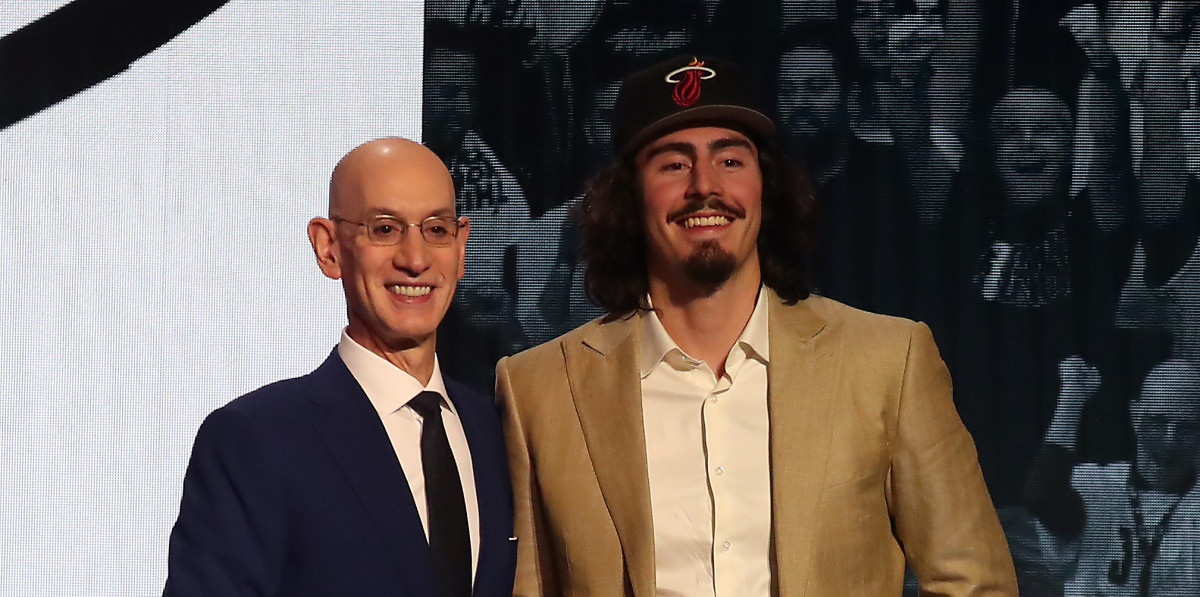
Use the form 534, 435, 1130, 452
642, 141, 697, 162
711, 137, 755, 152
364, 207, 457, 219
362, 209, 399, 219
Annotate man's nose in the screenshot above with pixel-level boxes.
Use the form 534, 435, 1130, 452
688, 159, 722, 198
393, 227, 432, 274
1014, 127, 1042, 148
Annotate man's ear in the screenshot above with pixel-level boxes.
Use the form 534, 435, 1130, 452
308, 217, 343, 280
456, 216, 470, 280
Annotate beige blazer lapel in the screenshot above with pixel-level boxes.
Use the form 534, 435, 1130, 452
564, 314, 656, 597
766, 292, 841, 594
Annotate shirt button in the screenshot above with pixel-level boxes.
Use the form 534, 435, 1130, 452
722, 540, 731, 551
715, 466, 725, 476
708, 395, 718, 404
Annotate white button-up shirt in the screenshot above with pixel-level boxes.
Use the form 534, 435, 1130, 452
338, 331, 481, 580
639, 289, 772, 597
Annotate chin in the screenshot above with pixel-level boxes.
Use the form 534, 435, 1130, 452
381, 330, 436, 350
363, 315, 439, 348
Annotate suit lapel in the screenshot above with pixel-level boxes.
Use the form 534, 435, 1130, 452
765, 294, 840, 595
306, 352, 437, 596
447, 379, 515, 595
566, 315, 656, 597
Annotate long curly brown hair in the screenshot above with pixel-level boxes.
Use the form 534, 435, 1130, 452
575, 139, 817, 318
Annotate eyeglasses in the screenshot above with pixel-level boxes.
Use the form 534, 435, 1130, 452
332, 215, 465, 246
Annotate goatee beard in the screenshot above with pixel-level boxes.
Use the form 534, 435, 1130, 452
683, 240, 737, 289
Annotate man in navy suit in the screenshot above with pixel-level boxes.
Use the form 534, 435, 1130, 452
164, 137, 517, 596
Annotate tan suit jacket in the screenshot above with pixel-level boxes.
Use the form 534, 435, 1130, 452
496, 290, 1018, 596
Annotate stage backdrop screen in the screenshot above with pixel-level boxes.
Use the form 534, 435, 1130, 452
2, 1, 421, 594
9, 0, 1200, 595
422, 1, 1200, 595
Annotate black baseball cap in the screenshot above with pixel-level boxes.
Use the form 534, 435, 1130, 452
612, 54, 775, 155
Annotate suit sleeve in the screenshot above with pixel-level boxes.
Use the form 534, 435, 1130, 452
496, 356, 560, 597
163, 407, 286, 597
888, 323, 1019, 595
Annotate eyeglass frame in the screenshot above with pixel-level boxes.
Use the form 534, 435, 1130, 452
330, 214, 467, 247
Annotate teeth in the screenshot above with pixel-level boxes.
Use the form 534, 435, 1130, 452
683, 215, 730, 228
390, 285, 432, 297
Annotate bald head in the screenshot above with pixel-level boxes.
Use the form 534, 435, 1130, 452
1138, 360, 1200, 412
991, 88, 1072, 130
329, 137, 455, 217
308, 136, 468, 379
1132, 359, 1200, 488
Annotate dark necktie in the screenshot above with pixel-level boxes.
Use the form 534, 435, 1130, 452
409, 391, 472, 597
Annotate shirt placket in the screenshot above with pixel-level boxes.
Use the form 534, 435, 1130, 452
664, 351, 720, 596
706, 348, 744, 597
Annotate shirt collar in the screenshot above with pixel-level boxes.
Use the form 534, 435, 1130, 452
639, 303, 679, 378
740, 286, 771, 362
337, 329, 453, 418
638, 286, 771, 377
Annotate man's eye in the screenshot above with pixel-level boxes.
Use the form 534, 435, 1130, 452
372, 222, 402, 239
722, 158, 743, 167
661, 161, 687, 172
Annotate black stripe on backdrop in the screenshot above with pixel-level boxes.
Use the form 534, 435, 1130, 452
0, 0, 230, 130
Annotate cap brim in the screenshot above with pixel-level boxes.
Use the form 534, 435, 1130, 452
623, 105, 776, 155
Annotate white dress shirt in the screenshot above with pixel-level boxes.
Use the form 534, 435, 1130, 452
337, 331, 480, 580
639, 288, 773, 597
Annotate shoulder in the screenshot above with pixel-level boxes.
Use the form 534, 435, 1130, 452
500, 314, 619, 374
495, 313, 635, 410
798, 293, 918, 326
213, 368, 324, 421
182, 375, 318, 479
773, 295, 949, 410
198, 353, 346, 440
778, 294, 929, 349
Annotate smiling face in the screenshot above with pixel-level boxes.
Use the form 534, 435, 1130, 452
309, 139, 468, 356
991, 89, 1072, 210
636, 126, 763, 292
776, 46, 845, 152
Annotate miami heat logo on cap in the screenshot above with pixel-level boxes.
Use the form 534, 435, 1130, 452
665, 57, 717, 107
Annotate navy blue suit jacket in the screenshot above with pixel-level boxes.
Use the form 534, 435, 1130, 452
164, 350, 516, 596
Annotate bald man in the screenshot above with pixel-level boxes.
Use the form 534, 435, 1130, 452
1027, 357, 1200, 594
164, 138, 517, 597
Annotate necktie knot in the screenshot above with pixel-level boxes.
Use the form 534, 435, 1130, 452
409, 391, 444, 420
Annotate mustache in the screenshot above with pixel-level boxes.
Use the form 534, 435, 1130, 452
667, 197, 747, 222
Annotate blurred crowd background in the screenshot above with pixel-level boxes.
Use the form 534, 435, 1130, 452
424, 0, 1200, 594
